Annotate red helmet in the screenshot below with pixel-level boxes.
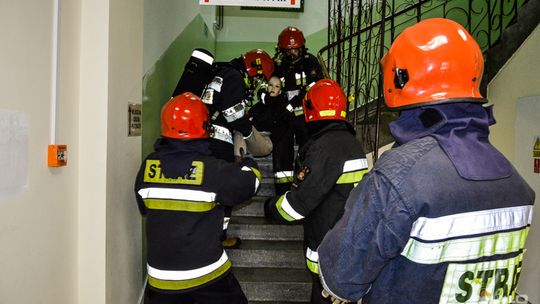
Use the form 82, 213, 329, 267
278, 26, 305, 50
381, 18, 486, 110
161, 92, 210, 139
303, 79, 348, 123
242, 49, 274, 80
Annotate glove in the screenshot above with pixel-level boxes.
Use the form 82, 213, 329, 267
233, 131, 247, 163
321, 289, 353, 304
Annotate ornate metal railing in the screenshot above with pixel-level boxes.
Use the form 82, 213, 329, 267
319, 0, 528, 157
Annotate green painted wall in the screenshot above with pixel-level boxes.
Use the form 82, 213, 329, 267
142, 15, 215, 157
215, 28, 328, 62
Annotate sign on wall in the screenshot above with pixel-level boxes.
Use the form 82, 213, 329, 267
534, 136, 540, 174
128, 103, 142, 137
199, 0, 301, 8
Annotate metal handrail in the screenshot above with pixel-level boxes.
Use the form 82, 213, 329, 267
318, 0, 528, 159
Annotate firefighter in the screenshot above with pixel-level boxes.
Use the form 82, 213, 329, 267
317, 18, 536, 304
273, 26, 324, 192
264, 79, 368, 304
200, 48, 274, 248
134, 92, 261, 304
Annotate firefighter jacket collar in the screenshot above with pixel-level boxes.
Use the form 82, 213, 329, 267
301, 121, 355, 156
306, 120, 354, 138
153, 138, 211, 179
389, 103, 512, 180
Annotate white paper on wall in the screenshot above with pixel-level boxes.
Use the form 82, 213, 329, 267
0, 110, 28, 198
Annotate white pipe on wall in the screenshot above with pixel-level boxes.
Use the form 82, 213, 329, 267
50, 0, 60, 145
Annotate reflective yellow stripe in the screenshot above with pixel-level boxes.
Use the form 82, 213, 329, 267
401, 227, 530, 264
275, 176, 294, 184
148, 260, 231, 290
306, 247, 319, 274
306, 259, 319, 274
336, 169, 368, 184
144, 199, 217, 212
251, 167, 262, 182
319, 110, 336, 117
144, 160, 204, 185
294, 109, 304, 116
276, 194, 296, 222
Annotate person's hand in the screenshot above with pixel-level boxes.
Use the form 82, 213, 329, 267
321, 289, 350, 304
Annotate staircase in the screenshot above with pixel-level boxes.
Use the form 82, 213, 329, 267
227, 155, 312, 303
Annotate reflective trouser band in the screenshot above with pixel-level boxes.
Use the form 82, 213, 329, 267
275, 176, 294, 184
306, 247, 319, 274
306, 259, 319, 274
401, 227, 530, 264
336, 169, 368, 184
148, 259, 232, 291
245, 166, 262, 182
144, 199, 217, 212
242, 166, 262, 193
276, 192, 304, 222
274, 171, 294, 184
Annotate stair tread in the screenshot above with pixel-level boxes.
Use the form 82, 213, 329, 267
230, 216, 292, 225
233, 267, 312, 282
249, 302, 310, 304
228, 240, 303, 251
236, 196, 268, 206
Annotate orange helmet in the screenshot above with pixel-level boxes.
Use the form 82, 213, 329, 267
161, 92, 210, 139
242, 49, 274, 80
278, 26, 305, 50
381, 18, 486, 110
303, 79, 348, 123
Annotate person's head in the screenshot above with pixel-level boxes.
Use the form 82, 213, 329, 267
278, 26, 305, 62
266, 76, 283, 97
302, 79, 348, 123
242, 49, 275, 88
161, 92, 210, 139
381, 18, 486, 110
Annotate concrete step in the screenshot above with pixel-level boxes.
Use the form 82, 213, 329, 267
249, 302, 310, 304
257, 178, 276, 197
254, 161, 274, 178
233, 196, 267, 217
228, 216, 303, 241
228, 240, 305, 269
254, 154, 273, 163
233, 267, 312, 303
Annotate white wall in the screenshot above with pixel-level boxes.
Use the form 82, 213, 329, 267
0, 1, 80, 303
78, 1, 110, 302
514, 97, 540, 304
488, 25, 540, 161
488, 24, 540, 303
107, 0, 144, 302
0, 0, 143, 303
